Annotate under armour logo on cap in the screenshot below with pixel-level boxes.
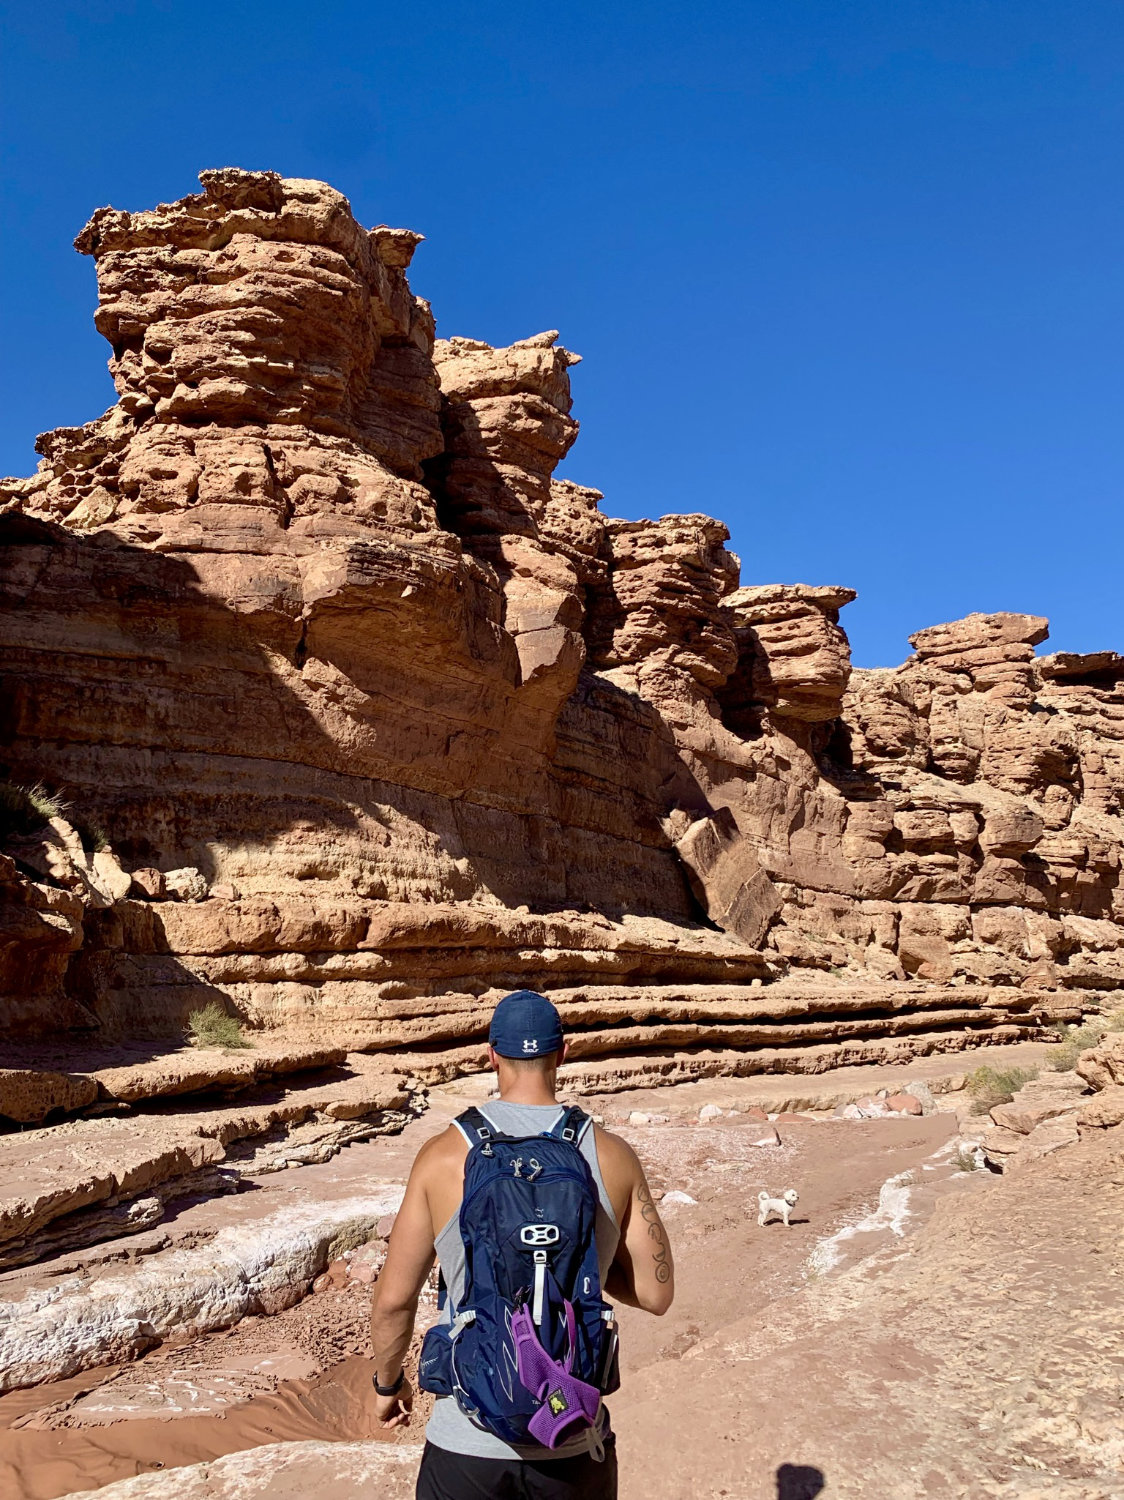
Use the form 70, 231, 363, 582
489, 991, 564, 1059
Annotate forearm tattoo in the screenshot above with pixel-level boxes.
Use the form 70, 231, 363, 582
637, 1181, 672, 1284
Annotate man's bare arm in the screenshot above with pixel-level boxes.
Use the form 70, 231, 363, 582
607, 1148, 675, 1315
368, 1137, 441, 1427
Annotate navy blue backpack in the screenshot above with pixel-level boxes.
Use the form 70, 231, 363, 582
418, 1105, 620, 1449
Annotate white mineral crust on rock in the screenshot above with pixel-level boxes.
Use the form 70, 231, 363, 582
57, 1439, 424, 1499
0, 1189, 403, 1392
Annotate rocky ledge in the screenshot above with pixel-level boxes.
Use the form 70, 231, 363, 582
0, 166, 1120, 1208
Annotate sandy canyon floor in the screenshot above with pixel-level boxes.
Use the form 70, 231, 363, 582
0, 1060, 1121, 1500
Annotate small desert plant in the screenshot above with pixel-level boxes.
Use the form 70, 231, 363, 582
1046, 1019, 1108, 1072
951, 1148, 981, 1173
965, 1064, 1039, 1115
1046, 1009, 1124, 1070
74, 818, 110, 854
0, 781, 70, 841
187, 1001, 252, 1050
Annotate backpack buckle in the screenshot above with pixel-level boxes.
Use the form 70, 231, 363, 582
562, 1126, 576, 1141
520, 1224, 560, 1247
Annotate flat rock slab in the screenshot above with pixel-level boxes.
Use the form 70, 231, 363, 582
0, 1059, 410, 1253
0, 1117, 227, 1248
57, 1439, 422, 1499
614, 1122, 1124, 1497
0, 1071, 99, 1126
0, 1041, 352, 1120
90, 1044, 349, 1104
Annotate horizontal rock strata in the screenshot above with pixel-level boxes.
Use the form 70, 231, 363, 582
0, 1056, 412, 1269
0, 1189, 404, 1392
0, 166, 1121, 1184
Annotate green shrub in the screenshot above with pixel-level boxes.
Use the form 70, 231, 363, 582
187, 1001, 252, 1050
965, 1064, 1039, 1115
1046, 1020, 1108, 1072
0, 781, 70, 841
951, 1148, 981, 1172
74, 819, 110, 853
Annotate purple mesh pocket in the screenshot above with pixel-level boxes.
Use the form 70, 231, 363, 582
511, 1304, 601, 1448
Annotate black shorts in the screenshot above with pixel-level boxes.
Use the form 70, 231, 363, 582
416, 1436, 618, 1500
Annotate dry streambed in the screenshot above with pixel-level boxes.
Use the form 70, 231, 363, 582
0, 1083, 980, 1500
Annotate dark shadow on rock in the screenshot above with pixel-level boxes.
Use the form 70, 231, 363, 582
776, 1463, 825, 1500
0, 511, 733, 1046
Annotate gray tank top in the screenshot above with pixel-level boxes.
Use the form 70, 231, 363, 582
424, 1100, 620, 1460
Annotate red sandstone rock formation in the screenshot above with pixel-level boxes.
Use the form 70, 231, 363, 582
1, 168, 1120, 1079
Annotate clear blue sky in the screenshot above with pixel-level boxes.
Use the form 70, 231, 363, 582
2, 1, 1121, 666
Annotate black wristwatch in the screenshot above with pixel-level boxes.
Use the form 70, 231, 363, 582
373, 1369, 406, 1397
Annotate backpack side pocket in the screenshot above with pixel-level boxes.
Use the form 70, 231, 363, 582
418, 1322, 454, 1397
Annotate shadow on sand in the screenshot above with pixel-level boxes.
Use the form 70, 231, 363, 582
776, 1463, 826, 1500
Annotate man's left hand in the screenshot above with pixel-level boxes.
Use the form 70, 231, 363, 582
374, 1376, 414, 1429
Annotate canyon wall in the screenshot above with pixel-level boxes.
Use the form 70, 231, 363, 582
1, 169, 1121, 1075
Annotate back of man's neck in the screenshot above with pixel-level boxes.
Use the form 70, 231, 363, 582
496, 1086, 559, 1107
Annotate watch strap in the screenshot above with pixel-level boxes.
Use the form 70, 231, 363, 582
373, 1369, 406, 1397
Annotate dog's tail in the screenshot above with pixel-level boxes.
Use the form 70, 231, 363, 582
757, 1190, 769, 1202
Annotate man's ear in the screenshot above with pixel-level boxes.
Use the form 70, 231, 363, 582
488, 1045, 499, 1072
560, 1041, 569, 1065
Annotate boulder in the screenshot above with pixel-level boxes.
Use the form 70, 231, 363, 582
165, 867, 210, 902
1076, 1034, 1124, 1092
981, 1123, 1026, 1165
834, 1103, 865, 1121
129, 867, 166, 900
674, 809, 781, 949
1005, 1113, 1080, 1171
990, 1096, 1081, 1136
1076, 1086, 1124, 1130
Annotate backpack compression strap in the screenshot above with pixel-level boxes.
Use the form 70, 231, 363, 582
453, 1105, 591, 1146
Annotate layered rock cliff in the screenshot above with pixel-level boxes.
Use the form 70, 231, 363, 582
2, 168, 1121, 1089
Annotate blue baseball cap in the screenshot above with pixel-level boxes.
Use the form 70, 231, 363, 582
488, 990, 564, 1059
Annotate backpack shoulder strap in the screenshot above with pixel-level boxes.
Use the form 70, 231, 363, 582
547, 1105, 591, 1144
454, 1106, 496, 1146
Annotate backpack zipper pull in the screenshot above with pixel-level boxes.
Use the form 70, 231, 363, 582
526, 1158, 543, 1181
512, 1157, 524, 1178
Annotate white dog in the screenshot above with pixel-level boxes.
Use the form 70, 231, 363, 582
757, 1188, 799, 1227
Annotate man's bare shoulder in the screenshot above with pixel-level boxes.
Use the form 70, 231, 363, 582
591, 1122, 640, 1164
590, 1123, 644, 1194
411, 1123, 470, 1176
